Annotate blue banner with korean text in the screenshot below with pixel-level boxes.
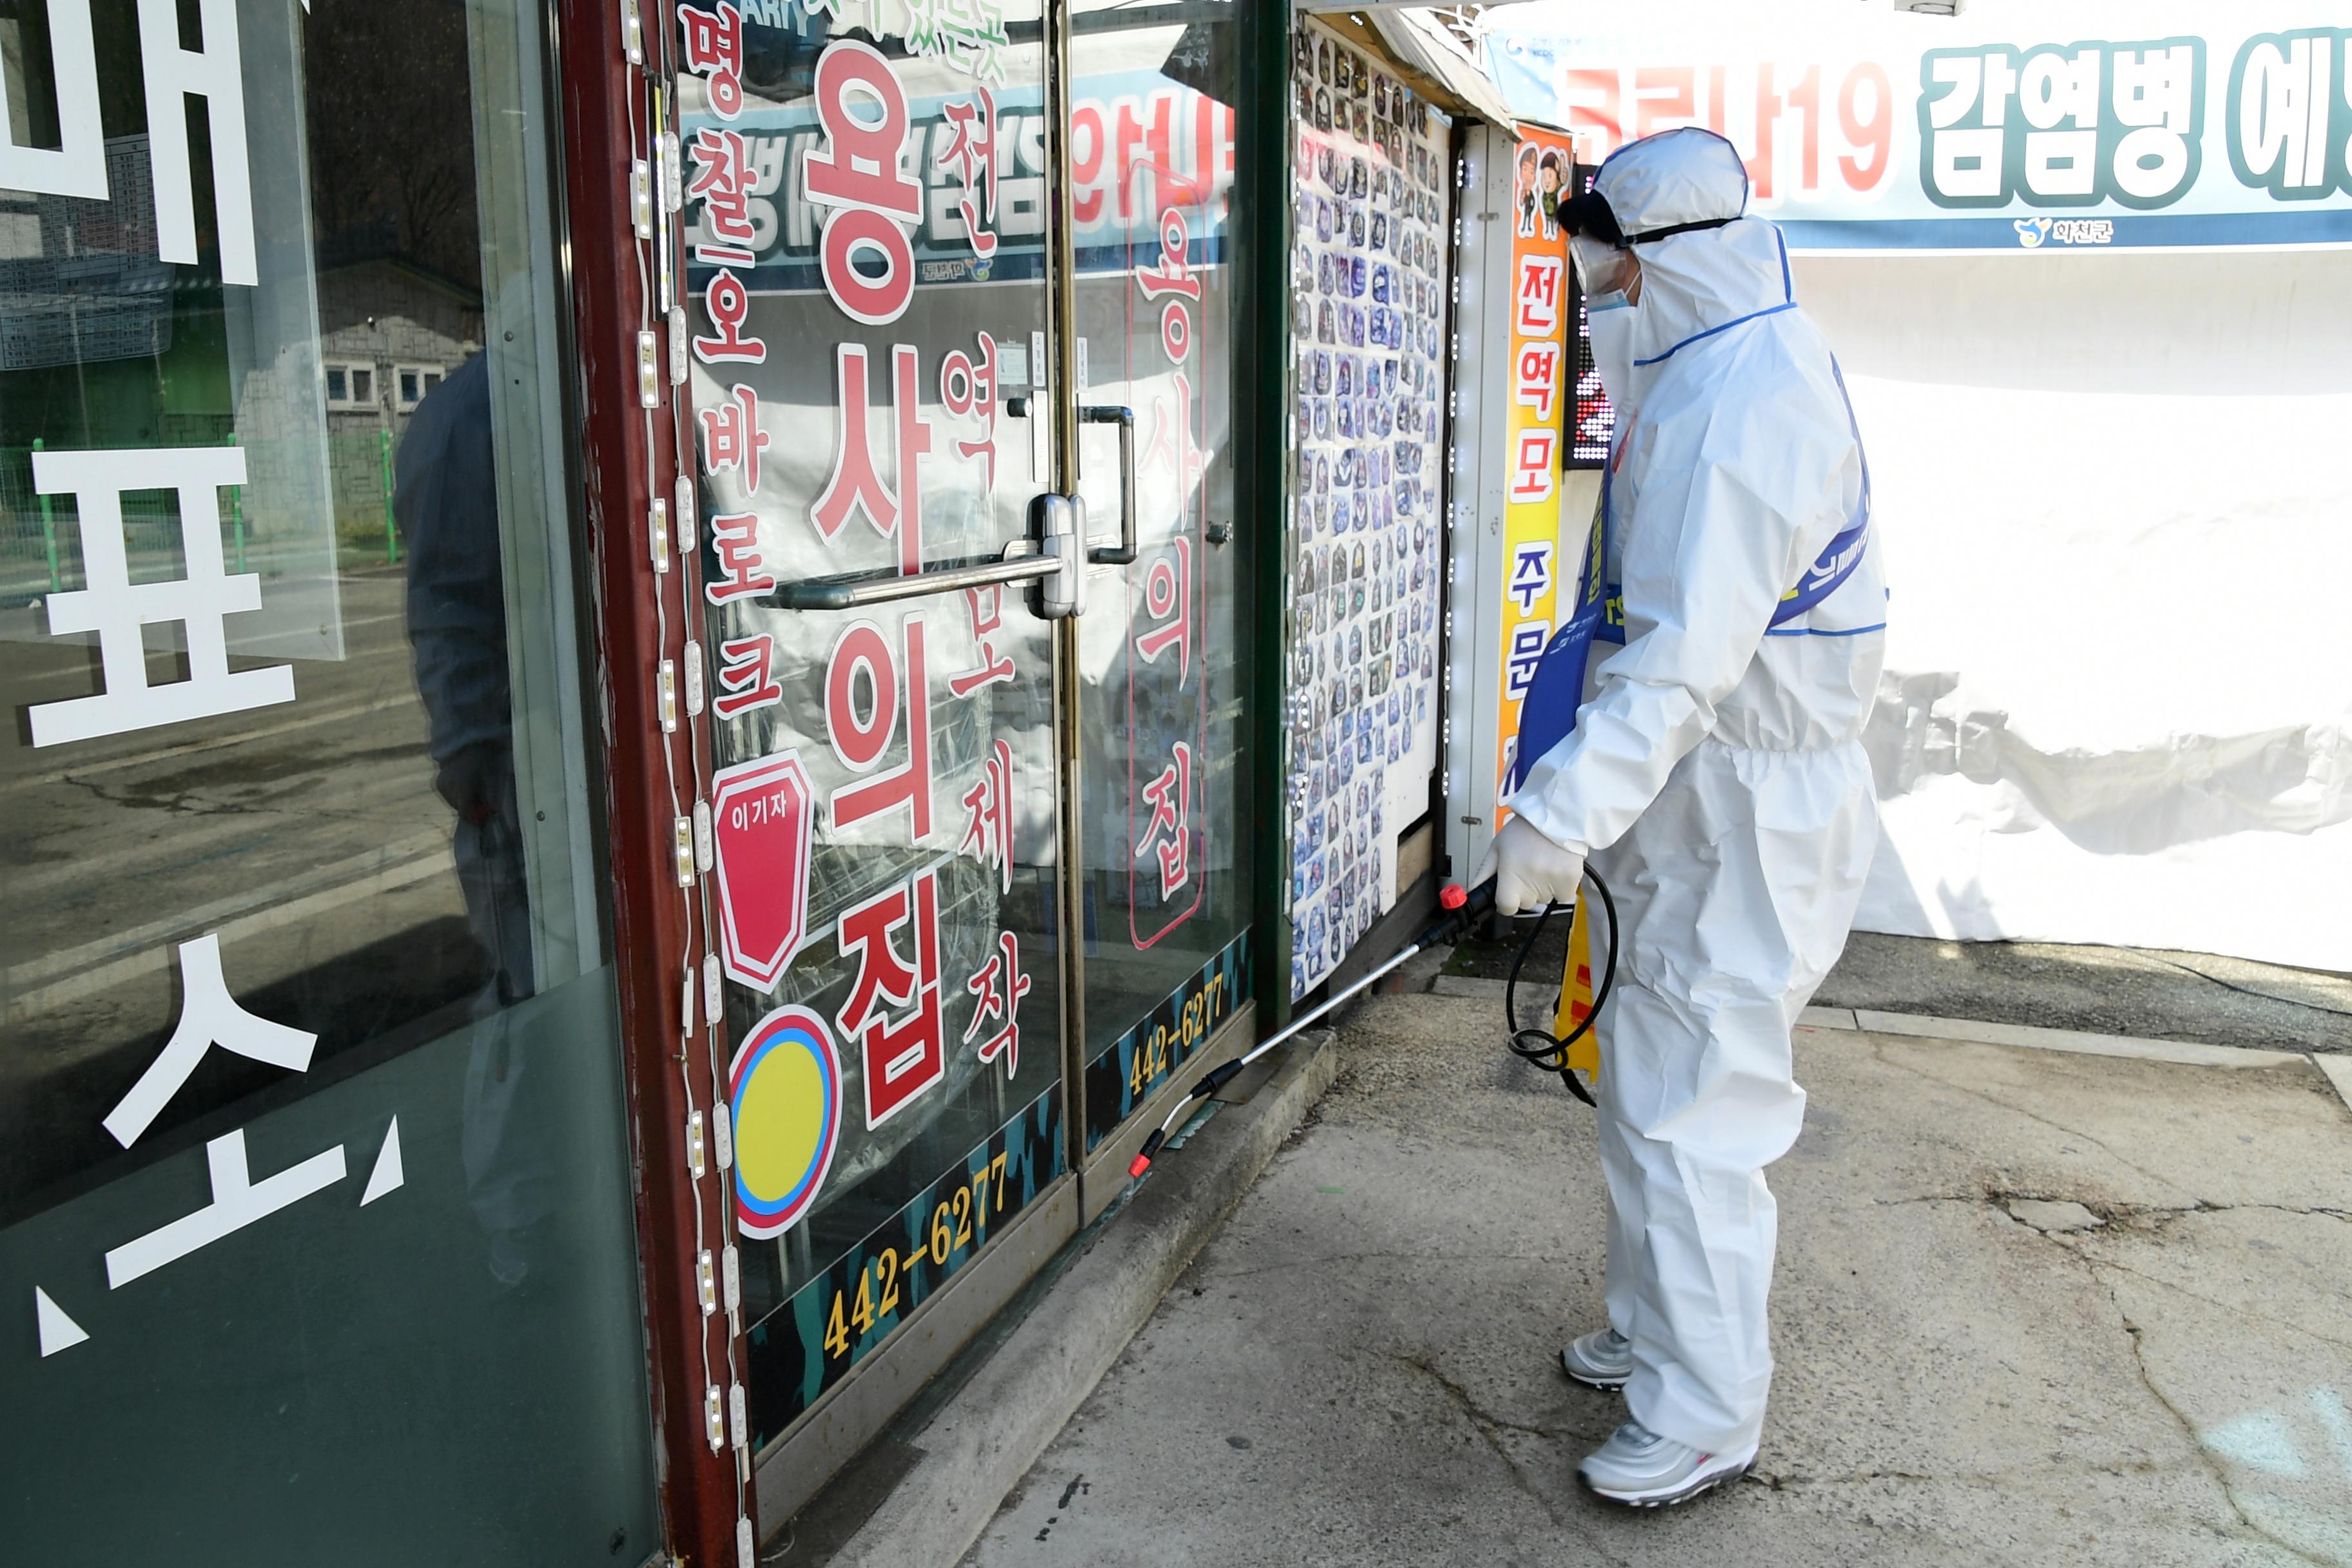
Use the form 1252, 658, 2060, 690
1486, 5, 2352, 253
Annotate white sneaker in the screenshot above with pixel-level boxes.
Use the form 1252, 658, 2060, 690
1577, 1420, 1755, 1507
1558, 1327, 1632, 1389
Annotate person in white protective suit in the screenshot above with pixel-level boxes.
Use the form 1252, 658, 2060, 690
1471, 126, 1886, 1506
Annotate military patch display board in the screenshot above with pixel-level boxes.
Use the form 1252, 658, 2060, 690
1283, 20, 1455, 1001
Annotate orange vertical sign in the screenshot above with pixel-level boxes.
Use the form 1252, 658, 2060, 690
1492, 126, 1574, 818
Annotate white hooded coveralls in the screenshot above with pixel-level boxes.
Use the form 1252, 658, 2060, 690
1507, 128, 1886, 1457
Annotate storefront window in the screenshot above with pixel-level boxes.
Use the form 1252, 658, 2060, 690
1, 1, 658, 1557
674, 0, 1255, 1444
677, 0, 1070, 1443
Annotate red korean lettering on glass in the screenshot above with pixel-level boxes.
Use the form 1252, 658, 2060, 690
938, 333, 998, 495
712, 632, 782, 720
698, 382, 770, 496
705, 511, 775, 603
938, 88, 999, 258
1135, 741, 1192, 899
962, 930, 1030, 1081
694, 268, 767, 364
678, 1, 745, 119
1133, 536, 1190, 686
836, 870, 945, 1129
946, 584, 1016, 698
958, 737, 1014, 892
1139, 204, 1197, 392
688, 126, 758, 265
805, 39, 920, 326
825, 616, 933, 840
1141, 371, 1199, 506
1137, 202, 1202, 500
811, 343, 930, 576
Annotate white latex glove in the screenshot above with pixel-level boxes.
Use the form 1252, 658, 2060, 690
1471, 816, 1588, 917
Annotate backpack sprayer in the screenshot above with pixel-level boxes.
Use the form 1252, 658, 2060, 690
1127, 496, 1634, 1182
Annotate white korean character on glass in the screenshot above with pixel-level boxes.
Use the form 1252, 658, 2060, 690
139, 0, 258, 284
30, 447, 295, 748
0, 0, 104, 198
93, 934, 402, 1294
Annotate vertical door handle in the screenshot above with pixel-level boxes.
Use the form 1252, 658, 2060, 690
1079, 404, 1136, 565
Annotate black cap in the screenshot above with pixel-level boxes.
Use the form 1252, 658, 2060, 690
1556, 188, 1623, 246
1560, 184, 1740, 247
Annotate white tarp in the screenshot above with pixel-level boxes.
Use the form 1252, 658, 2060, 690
1839, 365, 2352, 972
1500, 0, 2352, 971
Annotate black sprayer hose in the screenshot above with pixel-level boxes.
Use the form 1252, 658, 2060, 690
1128, 869, 1620, 1179
1501, 866, 1618, 1106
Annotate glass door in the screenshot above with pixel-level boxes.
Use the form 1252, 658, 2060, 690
676, 0, 1260, 1461
1063, 4, 1256, 1156
678, 0, 1077, 1447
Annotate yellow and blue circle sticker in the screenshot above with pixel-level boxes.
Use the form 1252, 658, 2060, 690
729, 1006, 841, 1239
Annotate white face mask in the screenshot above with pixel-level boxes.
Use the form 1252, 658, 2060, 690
1571, 236, 1637, 306
1586, 286, 1640, 412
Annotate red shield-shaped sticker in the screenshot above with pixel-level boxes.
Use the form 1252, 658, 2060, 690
710, 750, 815, 991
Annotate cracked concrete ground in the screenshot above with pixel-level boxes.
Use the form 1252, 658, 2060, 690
963, 986, 2352, 1568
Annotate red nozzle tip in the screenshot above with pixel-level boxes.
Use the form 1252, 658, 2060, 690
1127, 1153, 1152, 1179
1439, 883, 1467, 910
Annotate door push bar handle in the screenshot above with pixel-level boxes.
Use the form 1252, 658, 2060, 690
767, 495, 1088, 615
1002, 397, 1137, 565
770, 542, 1058, 612
770, 399, 1129, 613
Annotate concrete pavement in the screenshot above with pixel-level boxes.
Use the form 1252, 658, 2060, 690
963, 983, 2352, 1567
